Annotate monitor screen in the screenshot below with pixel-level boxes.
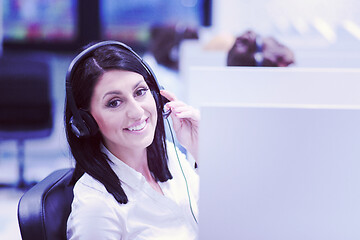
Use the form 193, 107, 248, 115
3, 0, 78, 47
100, 0, 208, 48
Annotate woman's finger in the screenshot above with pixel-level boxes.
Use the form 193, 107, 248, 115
160, 89, 177, 102
170, 107, 200, 121
174, 110, 200, 120
165, 100, 186, 108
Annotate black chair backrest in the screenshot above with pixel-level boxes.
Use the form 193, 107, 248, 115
18, 168, 74, 240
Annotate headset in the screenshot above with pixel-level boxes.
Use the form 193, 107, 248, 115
66, 40, 198, 224
66, 40, 171, 138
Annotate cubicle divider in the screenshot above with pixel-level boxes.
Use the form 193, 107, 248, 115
179, 40, 227, 94
198, 103, 360, 239
178, 39, 360, 87
193, 65, 360, 240
187, 66, 360, 108
295, 50, 360, 68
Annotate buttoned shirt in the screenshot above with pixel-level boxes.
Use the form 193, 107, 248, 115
67, 142, 199, 240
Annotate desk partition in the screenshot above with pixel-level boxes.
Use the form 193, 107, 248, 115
187, 66, 360, 108
198, 104, 360, 239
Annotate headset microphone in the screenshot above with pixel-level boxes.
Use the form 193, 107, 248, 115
163, 109, 171, 119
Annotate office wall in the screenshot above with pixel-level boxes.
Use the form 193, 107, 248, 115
212, 0, 360, 37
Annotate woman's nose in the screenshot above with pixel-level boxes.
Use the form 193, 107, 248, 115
126, 99, 144, 119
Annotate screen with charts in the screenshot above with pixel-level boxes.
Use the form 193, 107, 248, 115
3, 0, 77, 45
100, 0, 208, 48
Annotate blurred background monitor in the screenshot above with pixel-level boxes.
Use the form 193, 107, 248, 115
3, 0, 78, 51
100, 0, 212, 52
2, 0, 211, 53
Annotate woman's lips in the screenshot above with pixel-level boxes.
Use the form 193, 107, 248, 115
125, 118, 148, 132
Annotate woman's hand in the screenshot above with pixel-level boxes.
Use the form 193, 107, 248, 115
160, 90, 200, 161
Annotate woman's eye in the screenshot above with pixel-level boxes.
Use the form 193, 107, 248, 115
135, 88, 149, 97
107, 99, 122, 108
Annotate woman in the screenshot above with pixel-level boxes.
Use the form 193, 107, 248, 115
65, 41, 200, 239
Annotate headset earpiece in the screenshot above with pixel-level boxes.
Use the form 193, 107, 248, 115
69, 109, 98, 138
151, 89, 171, 119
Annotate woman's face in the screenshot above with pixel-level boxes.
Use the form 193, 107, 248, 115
90, 69, 158, 154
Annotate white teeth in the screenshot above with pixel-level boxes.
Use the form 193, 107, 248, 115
127, 121, 146, 131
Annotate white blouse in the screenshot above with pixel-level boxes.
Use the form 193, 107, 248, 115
67, 142, 199, 240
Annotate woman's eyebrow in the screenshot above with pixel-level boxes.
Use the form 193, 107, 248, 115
133, 79, 146, 90
103, 90, 122, 100
102, 80, 146, 100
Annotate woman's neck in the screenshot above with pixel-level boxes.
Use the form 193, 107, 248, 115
107, 146, 154, 181
106, 145, 163, 195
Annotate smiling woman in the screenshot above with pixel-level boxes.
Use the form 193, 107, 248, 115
90, 70, 158, 170
64, 41, 200, 240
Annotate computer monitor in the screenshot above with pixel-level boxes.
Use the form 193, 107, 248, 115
3, 0, 78, 51
3, 0, 212, 52
100, 0, 211, 51
198, 104, 360, 239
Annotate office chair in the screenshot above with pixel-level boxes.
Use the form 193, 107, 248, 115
0, 54, 53, 188
18, 168, 74, 240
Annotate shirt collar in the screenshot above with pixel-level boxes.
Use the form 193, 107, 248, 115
101, 145, 145, 189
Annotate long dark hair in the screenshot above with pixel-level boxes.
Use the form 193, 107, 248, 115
65, 44, 172, 204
